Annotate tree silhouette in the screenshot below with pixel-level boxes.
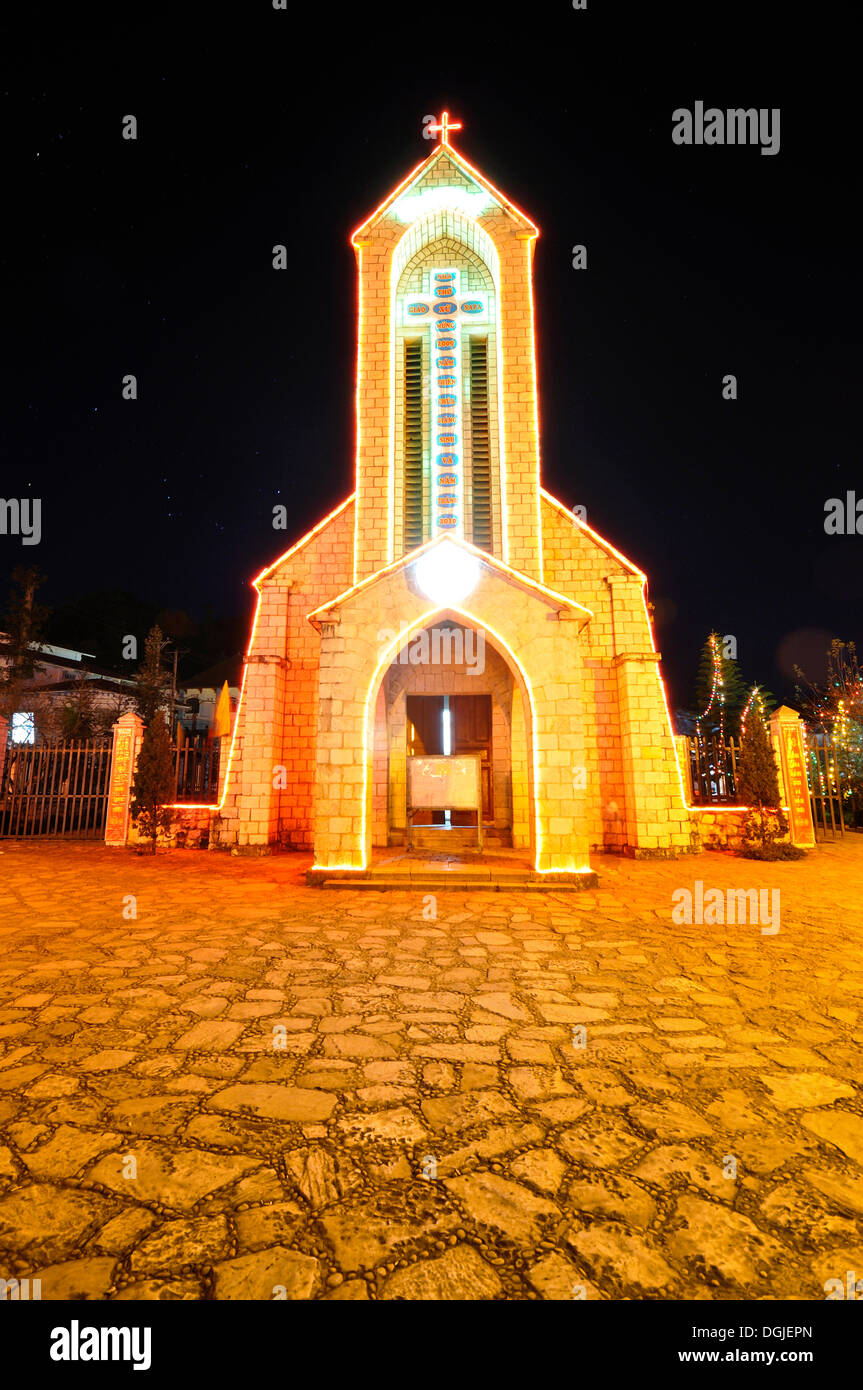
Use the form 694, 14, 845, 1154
130, 713, 175, 853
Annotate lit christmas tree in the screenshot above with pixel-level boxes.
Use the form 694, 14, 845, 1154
736, 689, 804, 859
795, 639, 863, 827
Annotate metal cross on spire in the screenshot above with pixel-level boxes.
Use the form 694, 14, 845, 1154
427, 111, 462, 145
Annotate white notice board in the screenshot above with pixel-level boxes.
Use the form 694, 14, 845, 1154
408, 755, 480, 811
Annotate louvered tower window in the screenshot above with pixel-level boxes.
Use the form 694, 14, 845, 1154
403, 338, 425, 552
469, 337, 492, 551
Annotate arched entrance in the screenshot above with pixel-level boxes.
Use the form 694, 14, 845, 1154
366, 612, 535, 863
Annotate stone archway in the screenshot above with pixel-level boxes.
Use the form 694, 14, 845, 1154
366, 611, 536, 861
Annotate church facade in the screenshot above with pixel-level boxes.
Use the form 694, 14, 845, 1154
218, 118, 693, 878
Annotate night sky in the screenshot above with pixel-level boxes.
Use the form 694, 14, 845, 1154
3, 4, 857, 707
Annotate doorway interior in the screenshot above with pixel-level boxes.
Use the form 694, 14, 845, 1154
406, 693, 493, 827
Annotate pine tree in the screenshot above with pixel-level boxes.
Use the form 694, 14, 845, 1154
737, 707, 781, 808
0, 567, 49, 719
130, 713, 175, 853
59, 672, 97, 740
692, 631, 749, 733
134, 625, 169, 724
795, 639, 863, 827
735, 705, 802, 858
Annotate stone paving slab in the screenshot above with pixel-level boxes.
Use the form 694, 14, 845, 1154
0, 837, 861, 1301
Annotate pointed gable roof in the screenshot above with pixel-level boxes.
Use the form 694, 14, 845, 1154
351, 140, 538, 244
306, 534, 591, 629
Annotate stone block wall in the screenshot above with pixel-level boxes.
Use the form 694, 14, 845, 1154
218, 498, 354, 849
541, 493, 692, 854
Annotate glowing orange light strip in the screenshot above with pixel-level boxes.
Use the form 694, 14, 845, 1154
525, 235, 544, 581
168, 496, 357, 814
350, 138, 539, 245
255, 494, 355, 588
441, 142, 539, 235
350, 157, 430, 245
387, 239, 397, 566
353, 238, 365, 584
540, 488, 645, 579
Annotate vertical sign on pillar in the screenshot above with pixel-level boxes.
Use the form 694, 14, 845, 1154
105, 711, 144, 846
0, 715, 8, 794
404, 269, 488, 540
769, 706, 816, 849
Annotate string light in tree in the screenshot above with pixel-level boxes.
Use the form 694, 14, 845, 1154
695, 632, 726, 739
695, 632, 726, 756
740, 684, 766, 740
693, 633, 728, 800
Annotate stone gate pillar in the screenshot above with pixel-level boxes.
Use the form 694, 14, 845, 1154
607, 574, 692, 855
769, 705, 816, 848
105, 711, 144, 846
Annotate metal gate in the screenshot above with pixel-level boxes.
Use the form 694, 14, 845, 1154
806, 733, 846, 839
0, 740, 112, 838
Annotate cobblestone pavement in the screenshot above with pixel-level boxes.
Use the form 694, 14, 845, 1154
0, 838, 861, 1301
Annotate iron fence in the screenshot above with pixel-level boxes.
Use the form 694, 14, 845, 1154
806, 733, 846, 839
172, 741, 220, 804
687, 734, 740, 804
0, 740, 112, 838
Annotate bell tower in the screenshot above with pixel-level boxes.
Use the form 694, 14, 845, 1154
350, 114, 545, 585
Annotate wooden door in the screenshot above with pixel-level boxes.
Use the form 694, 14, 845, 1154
406, 696, 444, 755
406, 696, 445, 824
450, 694, 493, 822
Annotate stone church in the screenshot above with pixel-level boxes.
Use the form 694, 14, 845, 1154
219, 116, 692, 880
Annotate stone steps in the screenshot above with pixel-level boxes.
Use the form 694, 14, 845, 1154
308, 869, 598, 891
